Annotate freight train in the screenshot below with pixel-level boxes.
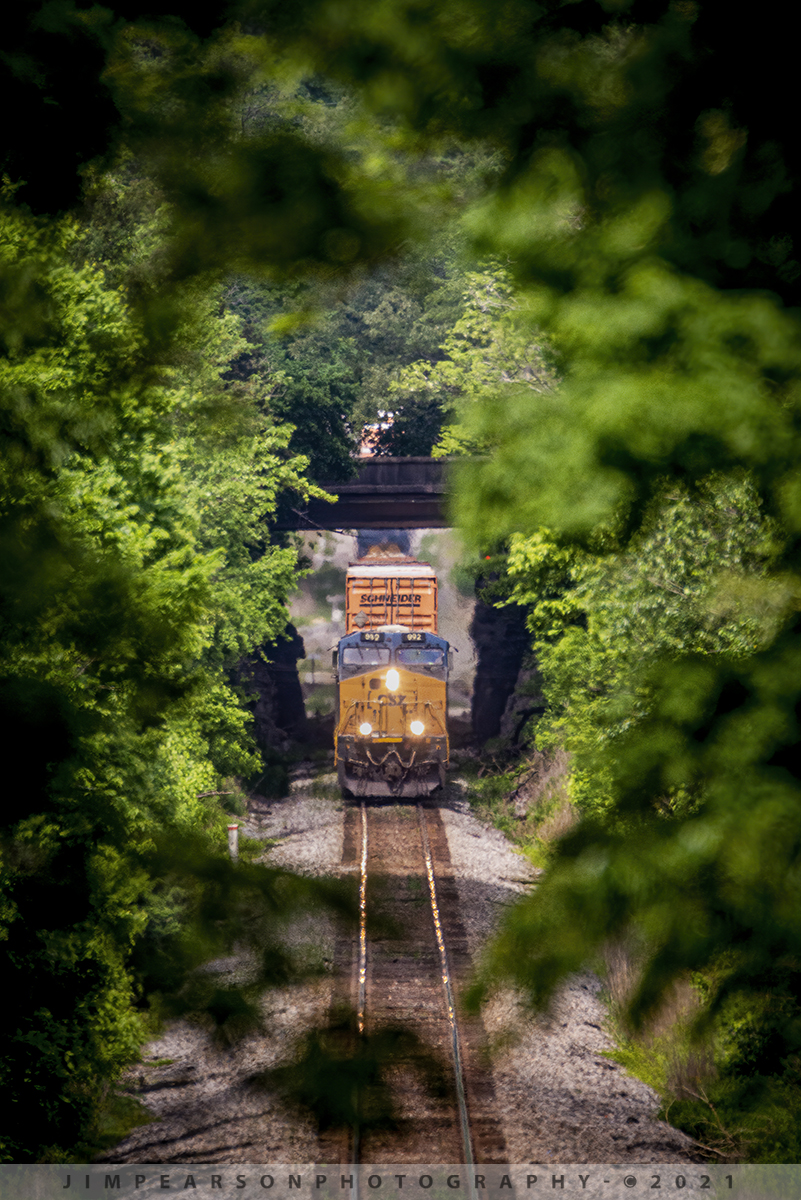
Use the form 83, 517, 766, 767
333, 547, 450, 798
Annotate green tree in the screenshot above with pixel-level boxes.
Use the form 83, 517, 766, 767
504, 474, 780, 819
0, 204, 327, 1160
385, 264, 559, 459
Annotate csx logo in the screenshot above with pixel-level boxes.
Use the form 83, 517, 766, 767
362, 593, 422, 604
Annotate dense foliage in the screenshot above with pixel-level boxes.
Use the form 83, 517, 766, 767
0, 202, 330, 1158
504, 474, 780, 816
224, 252, 468, 476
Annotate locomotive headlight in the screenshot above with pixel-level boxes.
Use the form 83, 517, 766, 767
410, 720, 425, 736
385, 668, 400, 692
359, 722, 372, 736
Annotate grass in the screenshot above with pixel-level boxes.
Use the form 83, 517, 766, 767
239, 832, 279, 861
305, 683, 336, 716
37, 1091, 158, 1163
458, 748, 575, 868
600, 943, 801, 1162
602, 1021, 792, 1162
311, 776, 341, 801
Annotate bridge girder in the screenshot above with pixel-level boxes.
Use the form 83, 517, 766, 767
274, 456, 450, 531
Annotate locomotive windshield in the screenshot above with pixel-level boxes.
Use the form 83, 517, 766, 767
342, 645, 391, 669
339, 636, 448, 679
396, 647, 445, 667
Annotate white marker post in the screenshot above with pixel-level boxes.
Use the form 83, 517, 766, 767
227, 823, 239, 861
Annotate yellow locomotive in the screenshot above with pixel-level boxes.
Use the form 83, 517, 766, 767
334, 551, 449, 798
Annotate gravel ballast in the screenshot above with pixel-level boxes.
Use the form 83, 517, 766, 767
101, 773, 699, 1164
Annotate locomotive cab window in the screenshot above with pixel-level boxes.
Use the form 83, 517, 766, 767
396, 647, 445, 668
341, 645, 391, 674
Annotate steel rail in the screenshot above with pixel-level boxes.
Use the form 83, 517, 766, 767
352, 800, 369, 1174
417, 803, 475, 1170
352, 800, 476, 1177
357, 801, 368, 1036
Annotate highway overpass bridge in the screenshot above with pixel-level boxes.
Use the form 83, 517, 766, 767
274, 456, 450, 530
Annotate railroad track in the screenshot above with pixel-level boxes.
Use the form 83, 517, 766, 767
321, 798, 507, 1164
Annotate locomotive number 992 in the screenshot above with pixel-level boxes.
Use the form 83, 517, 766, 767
334, 626, 450, 798
333, 549, 449, 798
